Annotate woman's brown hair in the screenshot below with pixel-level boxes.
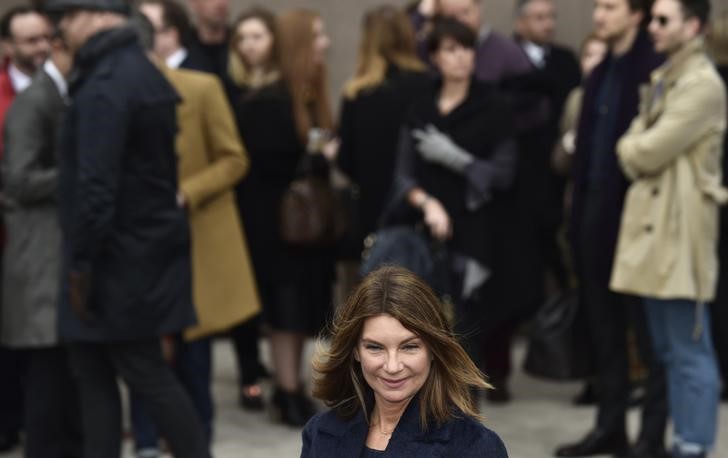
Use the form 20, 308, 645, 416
344, 5, 425, 100
276, 9, 334, 142
312, 266, 491, 431
228, 6, 280, 88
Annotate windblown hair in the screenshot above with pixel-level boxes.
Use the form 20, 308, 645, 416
708, 11, 728, 66
276, 9, 334, 142
227, 6, 280, 89
344, 5, 425, 100
677, 0, 710, 27
312, 266, 490, 431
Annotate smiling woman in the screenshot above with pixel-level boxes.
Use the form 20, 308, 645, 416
301, 266, 508, 457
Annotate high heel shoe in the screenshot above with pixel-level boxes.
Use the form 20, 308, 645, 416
239, 384, 265, 411
271, 387, 316, 427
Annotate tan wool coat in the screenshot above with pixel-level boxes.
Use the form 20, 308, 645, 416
610, 38, 728, 303
163, 65, 261, 340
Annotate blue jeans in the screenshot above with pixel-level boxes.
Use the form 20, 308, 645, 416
643, 298, 721, 454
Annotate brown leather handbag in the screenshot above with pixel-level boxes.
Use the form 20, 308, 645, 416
279, 154, 347, 247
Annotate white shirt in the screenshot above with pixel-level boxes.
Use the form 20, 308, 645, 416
522, 41, 547, 69
166, 48, 189, 70
8, 63, 32, 93
43, 59, 68, 101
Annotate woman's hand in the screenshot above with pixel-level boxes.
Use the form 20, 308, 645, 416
422, 198, 452, 241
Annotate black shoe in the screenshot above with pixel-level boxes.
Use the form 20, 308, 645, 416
0, 431, 20, 452
573, 382, 598, 406
272, 388, 316, 427
555, 429, 628, 457
239, 384, 265, 411
721, 387, 727, 402
615, 440, 669, 458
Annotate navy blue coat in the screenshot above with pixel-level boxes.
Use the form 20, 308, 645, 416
569, 30, 663, 285
58, 27, 196, 342
301, 397, 508, 457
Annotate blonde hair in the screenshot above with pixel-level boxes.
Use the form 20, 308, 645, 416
344, 5, 425, 100
276, 9, 334, 142
312, 266, 490, 431
228, 7, 280, 88
707, 11, 728, 66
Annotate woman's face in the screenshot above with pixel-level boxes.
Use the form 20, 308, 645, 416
431, 37, 475, 82
355, 314, 432, 407
235, 17, 273, 68
311, 17, 330, 65
581, 38, 607, 77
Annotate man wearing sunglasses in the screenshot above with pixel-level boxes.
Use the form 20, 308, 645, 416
610, 0, 725, 457
559, 1, 668, 456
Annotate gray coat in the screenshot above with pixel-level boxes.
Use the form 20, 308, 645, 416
1, 67, 65, 347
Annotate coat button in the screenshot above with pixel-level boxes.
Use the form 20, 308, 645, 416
599, 105, 608, 115
652, 187, 659, 196
645, 225, 654, 233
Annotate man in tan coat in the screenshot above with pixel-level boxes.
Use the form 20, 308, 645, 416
610, 0, 727, 456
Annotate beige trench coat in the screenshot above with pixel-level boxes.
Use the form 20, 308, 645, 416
163, 66, 261, 340
610, 39, 728, 303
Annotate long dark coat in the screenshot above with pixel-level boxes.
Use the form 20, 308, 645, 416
301, 395, 508, 457
233, 81, 334, 334
396, 79, 516, 272
569, 30, 663, 286
336, 67, 430, 249
58, 27, 196, 342
1, 68, 65, 348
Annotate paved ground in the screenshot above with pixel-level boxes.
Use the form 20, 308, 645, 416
3, 339, 727, 457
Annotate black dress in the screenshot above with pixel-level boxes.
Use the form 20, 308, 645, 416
233, 81, 334, 335
336, 67, 430, 250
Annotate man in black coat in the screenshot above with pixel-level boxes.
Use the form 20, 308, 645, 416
46, 1, 209, 456
556, 1, 667, 457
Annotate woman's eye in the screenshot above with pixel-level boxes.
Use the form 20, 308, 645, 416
402, 344, 420, 351
365, 344, 382, 351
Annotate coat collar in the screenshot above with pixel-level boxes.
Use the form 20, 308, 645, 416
651, 37, 706, 87
316, 394, 455, 455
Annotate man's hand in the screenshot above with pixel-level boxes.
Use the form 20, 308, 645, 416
69, 271, 93, 323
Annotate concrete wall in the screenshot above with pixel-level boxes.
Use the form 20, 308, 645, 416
4, 0, 728, 106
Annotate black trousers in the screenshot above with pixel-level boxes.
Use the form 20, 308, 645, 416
0, 346, 23, 435
68, 339, 210, 458
230, 315, 264, 386
713, 216, 728, 387
24, 347, 83, 458
578, 192, 667, 442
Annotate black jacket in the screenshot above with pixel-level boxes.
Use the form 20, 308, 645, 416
569, 30, 663, 285
396, 79, 517, 268
337, 67, 430, 245
58, 27, 195, 342
301, 396, 508, 457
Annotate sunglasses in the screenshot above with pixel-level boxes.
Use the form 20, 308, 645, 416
652, 15, 670, 27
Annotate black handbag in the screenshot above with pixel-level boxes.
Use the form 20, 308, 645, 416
359, 224, 450, 296
523, 290, 593, 381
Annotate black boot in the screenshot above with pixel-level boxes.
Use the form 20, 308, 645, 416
272, 388, 316, 427
615, 439, 669, 458
555, 429, 628, 457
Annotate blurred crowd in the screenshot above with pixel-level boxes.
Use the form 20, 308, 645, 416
0, 0, 726, 457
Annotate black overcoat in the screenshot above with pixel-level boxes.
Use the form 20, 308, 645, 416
569, 30, 663, 286
58, 27, 196, 342
336, 67, 430, 247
